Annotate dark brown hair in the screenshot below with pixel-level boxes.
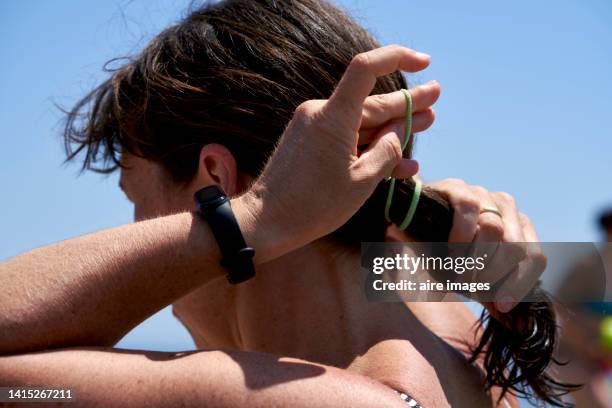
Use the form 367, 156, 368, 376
377, 179, 578, 406
64, 0, 575, 405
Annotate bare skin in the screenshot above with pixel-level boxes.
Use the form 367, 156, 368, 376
0, 46, 542, 407
121, 145, 530, 407
0, 348, 412, 408
0, 46, 430, 354
0, 46, 436, 407
173, 241, 502, 407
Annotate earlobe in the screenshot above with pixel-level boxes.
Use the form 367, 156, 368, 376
195, 144, 239, 195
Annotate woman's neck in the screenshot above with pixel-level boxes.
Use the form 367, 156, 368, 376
232, 237, 375, 365
172, 237, 504, 406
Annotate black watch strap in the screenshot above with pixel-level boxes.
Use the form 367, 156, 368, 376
194, 185, 255, 284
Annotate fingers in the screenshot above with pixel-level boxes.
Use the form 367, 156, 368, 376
354, 121, 418, 181
391, 159, 420, 179
470, 189, 532, 313
469, 186, 504, 281
519, 213, 547, 293
494, 213, 547, 313
326, 45, 431, 126
429, 179, 480, 243
519, 212, 541, 242
360, 81, 441, 129
493, 192, 526, 246
482, 192, 527, 283
472, 187, 505, 243
427, 179, 547, 314
473, 190, 525, 312
494, 254, 546, 313
358, 109, 436, 146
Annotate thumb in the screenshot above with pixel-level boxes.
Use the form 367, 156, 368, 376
356, 122, 417, 180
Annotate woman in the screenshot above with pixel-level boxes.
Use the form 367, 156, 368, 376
63, 0, 571, 406
0, 0, 570, 407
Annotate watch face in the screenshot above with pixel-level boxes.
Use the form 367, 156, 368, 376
196, 185, 226, 202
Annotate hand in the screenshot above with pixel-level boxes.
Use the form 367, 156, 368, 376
428, 179, 547, 313
240, 45, 440, 262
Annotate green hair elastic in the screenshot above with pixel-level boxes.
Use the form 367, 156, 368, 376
384, 88, 422, 230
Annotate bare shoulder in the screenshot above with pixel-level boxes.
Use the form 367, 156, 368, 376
0, 347, 409, 408
406, 302, 520, 408
406, 301, 481, 356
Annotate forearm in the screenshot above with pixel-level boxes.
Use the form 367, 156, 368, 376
0, 348, 405, 408
0, 194, 273, 355
0, 211, 220, 354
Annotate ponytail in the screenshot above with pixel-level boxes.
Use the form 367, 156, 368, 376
335, 178, 577, 406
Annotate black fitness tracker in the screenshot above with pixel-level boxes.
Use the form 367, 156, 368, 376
194, 185, 255, 284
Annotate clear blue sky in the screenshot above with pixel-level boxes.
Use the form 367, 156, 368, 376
1, 1, 611, 402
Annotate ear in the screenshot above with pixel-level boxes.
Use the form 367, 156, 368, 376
193, 143, 240, 196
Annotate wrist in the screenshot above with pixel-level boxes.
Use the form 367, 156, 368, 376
232, 185, 292, 264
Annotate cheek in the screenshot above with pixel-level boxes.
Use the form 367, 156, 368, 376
133, 188, 193, 222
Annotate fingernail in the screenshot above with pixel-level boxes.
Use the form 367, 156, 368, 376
417, 52, 431, 59
427, 80, 438, 86
406, 159, 419, 174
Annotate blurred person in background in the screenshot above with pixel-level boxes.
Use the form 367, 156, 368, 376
556, 208, 612, 407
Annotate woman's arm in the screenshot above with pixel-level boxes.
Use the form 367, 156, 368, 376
0, 45, 435, 356
0, 203, 263, 355
0, 348, 408, 408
